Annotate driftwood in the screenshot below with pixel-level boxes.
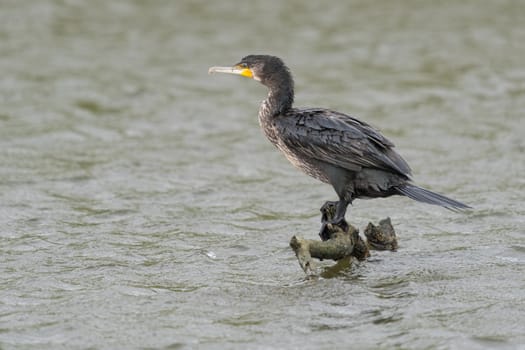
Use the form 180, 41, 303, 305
364, 217, 398, 251
289, 203, 398, 274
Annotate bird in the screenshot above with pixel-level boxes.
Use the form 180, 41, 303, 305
209, 55, 470, 236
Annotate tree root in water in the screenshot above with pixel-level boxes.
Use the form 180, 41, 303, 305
289, 203, 398, 274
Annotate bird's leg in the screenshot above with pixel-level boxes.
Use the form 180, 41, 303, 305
334, 199, 349, 223
332, 199, 349, 233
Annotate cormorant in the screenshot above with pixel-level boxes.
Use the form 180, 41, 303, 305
209, 55, 469, 233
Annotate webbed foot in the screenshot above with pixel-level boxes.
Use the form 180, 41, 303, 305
319, 217, 349, 240
319, 202, 349, 240
320, 201, 338, 222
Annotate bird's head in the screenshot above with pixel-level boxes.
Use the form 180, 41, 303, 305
209, 55, 289, 87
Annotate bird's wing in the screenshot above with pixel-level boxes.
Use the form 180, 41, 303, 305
276, 108, 412, 177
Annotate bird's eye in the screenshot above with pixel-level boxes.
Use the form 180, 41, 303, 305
240, 63, 248, 68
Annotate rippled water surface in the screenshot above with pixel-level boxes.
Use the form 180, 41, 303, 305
1, 1, 524, 349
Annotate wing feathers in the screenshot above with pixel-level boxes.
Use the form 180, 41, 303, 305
277, 108, 412, 177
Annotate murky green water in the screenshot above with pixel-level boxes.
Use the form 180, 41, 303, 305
1, 1, 524, 349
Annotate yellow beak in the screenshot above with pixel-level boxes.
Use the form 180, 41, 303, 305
208, 65, 253, 79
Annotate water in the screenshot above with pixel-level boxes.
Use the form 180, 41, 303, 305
1, 0, 524, 349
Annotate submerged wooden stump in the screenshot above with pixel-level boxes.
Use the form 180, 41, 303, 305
289, 203, 397, 274
364, 217, 398, 251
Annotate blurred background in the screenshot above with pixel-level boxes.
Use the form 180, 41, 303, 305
1, 0, 524, 349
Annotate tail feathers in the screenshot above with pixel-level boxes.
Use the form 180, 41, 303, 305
395, 184, 471, 211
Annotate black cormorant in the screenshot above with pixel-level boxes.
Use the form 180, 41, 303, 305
209, 55, 469, 232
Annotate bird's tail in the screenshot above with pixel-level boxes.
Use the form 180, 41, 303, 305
395, 184, 471, 211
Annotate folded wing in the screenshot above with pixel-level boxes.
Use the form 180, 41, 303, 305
276, 108, 412, 178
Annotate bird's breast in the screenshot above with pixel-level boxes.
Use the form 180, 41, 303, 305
258, 105, 331, 183
260, 122, 330, 183
276, 141, 331, 183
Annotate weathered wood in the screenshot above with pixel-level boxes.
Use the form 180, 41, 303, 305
289, 203, 397, 274
364, 217, 398, 251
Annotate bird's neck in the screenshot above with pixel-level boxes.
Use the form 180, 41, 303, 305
258, 73, 294, 120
